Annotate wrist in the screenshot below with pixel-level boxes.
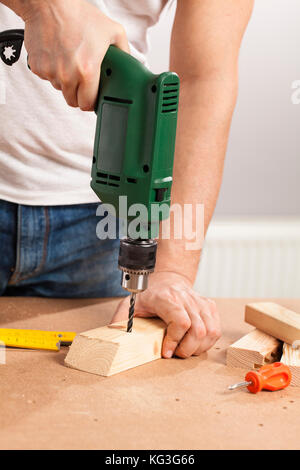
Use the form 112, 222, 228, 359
155, 239, 200, 285
8, 0, 55, 20
153, 270, 194, 287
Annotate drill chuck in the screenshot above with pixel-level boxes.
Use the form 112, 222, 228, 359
118, 238, 157, 294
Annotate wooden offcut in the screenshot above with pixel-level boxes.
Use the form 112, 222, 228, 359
226, 328, 282, 369
281, 343, 300, 387
245, 302, 300, 345
65, 317, 166, 376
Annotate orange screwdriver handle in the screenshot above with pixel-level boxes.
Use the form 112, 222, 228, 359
245, 362, 292, 394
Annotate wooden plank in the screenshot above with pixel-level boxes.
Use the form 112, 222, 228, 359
226, 328, 282, 369
245, 302, 300, 345
65, 317, 166, 376
281, 343, 300, 387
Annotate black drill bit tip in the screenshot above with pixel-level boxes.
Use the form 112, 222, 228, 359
127, 293, 136, 332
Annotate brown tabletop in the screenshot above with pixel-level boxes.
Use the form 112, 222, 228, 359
0, 297, 299, 450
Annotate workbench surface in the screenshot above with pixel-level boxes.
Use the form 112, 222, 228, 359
0, 297, 299, 450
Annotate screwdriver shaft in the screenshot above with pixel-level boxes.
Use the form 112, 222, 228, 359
228, 380, 252, 391
127, 293, 136, 333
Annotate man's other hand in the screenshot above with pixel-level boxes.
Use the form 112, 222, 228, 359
112, 272, 221, 359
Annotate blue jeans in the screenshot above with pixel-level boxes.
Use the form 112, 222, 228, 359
0, 200, 126, 298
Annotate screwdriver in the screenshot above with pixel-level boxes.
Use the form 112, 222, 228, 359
228, 362, 292, 394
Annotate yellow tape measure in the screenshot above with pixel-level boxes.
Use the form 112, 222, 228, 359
0, 328, 76, 351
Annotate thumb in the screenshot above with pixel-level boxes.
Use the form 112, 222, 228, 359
110, 296, 130, 324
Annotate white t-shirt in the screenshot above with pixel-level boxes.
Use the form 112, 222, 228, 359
0, 0, 174, 205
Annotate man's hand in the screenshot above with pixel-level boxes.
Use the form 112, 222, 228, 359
112, 272, 221, 359
8, 0, 129, 110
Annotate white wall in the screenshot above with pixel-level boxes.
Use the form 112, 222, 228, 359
147, 0, 300, 216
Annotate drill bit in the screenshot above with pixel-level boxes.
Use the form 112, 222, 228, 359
127, 293, 136, 332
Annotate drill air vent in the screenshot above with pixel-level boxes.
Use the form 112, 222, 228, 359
161, 82, 179, 114
96, 172, 120, 187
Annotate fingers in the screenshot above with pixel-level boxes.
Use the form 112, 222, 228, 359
50, 79, 62, 91
174, 295, 221, 358
192, 297, 222, 356
56, 63, 80, 107
27, 55, 53, 81
53, 57, 99, 109
28, 33, 128, 111
31, 58, 100, 110
160, 306, 191, 358
61, 83, 79, 108
175, 310, 207, 358
77, 61, 101, 111
30, 53, 111, 110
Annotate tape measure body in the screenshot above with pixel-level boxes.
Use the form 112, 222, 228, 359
0, 328, 76, 351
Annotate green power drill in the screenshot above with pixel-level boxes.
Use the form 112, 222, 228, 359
0, 29, 180, 332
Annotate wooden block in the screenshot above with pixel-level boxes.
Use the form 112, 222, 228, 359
65, 317, 166, 377
281, 343, 300, 387
227, 329, 282, 369
245, 302, 300, 345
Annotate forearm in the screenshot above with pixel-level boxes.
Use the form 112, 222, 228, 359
0, 0, 37, 17
156, 75, 237, 283
155, 0, 253, 284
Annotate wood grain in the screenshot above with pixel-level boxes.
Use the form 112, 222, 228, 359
65, 317, 166, 376
245, 302, 300, 345
281, 343, 300, 387
227, 328, 282, 369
